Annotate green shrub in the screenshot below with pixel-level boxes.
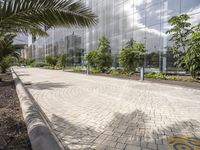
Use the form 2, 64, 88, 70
86, 36, 112, 73
43, 66, 54, 69
118, 39, 145, 72
96, 36, 112, 72
166, 76, 179, 81
0, 56, 13, 73
57, 53, 67, 70
86, 50, 98, 68
187, 77, 200, 82
110, 69, 121, 76
25, 58, 35, 66
145, 72, 167, 80
45, 55, 57, 67
55, 65, 62, 70
166, 76, 200, 82
90, 68, 101, 74
73, 67, 82, 72
30, 61, 48, 67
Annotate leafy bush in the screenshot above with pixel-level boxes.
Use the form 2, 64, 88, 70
86, 36, 112, 73
0, 56, 13, 73
45, 55, 57, 67
30, 61, 48, 67
109, 69, 134, 76
25, 58, 35, 66
55, 65, 62, 70
166, 76, 178, 81
110, 69, 121, 76
166, 76, 200, 82
184, 25, 200, 78
166, 14, 200, 78
90, 68, 101, 74
145, 72, 167, 80
118, 39, 145, 72
86, 50, 98, 68
96, 36, 112, 72
57, 53, 67, 70
43, 66, 53, 69
166, 14, 192, 70
73, 67, 82, 72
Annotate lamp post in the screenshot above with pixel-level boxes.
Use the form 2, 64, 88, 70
87, 64, 89, 75
84, 51, 89, 75
140, 67, 144, 81
140, 51, 146, 81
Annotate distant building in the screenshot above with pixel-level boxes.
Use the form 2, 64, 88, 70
65, 33, 83, 66
26, 32, 84, 65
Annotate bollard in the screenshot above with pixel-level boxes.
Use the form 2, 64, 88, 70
86, 65, 89, 75
140, 67, 144, 81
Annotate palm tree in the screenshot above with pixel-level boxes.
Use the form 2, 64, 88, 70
0, 33, 16, 61
0, 0, 97, 74
0, 0, 97, 36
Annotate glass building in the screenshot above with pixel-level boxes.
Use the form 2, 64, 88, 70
28, 0, 200, 72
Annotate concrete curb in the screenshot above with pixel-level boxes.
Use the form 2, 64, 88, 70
12, 69, 66, 150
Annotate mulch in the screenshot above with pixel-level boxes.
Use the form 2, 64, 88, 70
0, 73, 32, 150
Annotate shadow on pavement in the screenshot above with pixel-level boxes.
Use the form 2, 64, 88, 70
18, 73, 30, 77
50, 110, 200, 149
27, 81, 71, 90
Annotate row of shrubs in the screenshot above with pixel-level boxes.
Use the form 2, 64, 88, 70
69, 67, 199, 82
24, 57, 200, 83
86, 36, 145, 74
22, 53, 67, 70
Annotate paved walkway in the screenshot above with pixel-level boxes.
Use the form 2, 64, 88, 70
14, 67, 200, 150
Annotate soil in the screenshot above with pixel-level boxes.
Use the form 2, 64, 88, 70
0, 73, 32, 150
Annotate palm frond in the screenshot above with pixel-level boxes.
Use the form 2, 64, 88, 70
0, 33, 16, 61
0, 0, 97, 36
0, 33, 16, 50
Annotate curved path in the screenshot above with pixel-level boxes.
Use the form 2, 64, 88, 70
14, 67, 200, 150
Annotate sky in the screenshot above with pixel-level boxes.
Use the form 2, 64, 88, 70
13, 0, 200, 46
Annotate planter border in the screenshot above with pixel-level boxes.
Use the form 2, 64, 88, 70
12, 69, 67, 150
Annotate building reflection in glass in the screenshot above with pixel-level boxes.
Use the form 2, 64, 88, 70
28, 0, 200, 72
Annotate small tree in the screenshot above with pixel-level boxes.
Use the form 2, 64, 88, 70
166, 14, 193, 69
86, 50, 98, 68
58, 53, 67, 71
184, 25, 200, 78
118, 39, 145, 72
45, 55, 57, 68
96, 35, 112, 72
0, 56, 14, 73
0, 34, 18, 75
25, 58, 35, 66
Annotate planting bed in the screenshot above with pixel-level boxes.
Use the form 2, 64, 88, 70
0, 73, 32, 150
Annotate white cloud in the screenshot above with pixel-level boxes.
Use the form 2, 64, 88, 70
187, 5, 200, 25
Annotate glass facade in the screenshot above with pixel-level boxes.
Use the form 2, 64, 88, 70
28, 0, 200, 71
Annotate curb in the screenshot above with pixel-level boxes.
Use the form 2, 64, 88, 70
12, 69, 66, 150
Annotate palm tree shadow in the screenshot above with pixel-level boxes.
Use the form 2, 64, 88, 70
51, 110, 153, 149
25, 81, 71, 90
51, 114, 98, 149
18, 73, 30, 77
50, 110, 200, 150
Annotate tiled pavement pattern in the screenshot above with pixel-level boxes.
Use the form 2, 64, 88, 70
14, 67, 200, 150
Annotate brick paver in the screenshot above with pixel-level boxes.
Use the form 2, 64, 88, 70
14, 67, 200, 150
